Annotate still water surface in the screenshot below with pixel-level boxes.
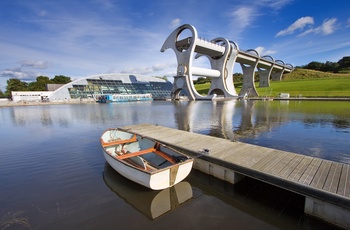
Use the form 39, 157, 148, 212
0, 100, 349, 229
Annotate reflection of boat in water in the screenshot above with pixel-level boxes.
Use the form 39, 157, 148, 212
103, 164, 193, 220
100, 128, 193, 190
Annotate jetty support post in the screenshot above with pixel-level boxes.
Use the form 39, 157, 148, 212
305, 197, 350, 229
194, 158, 245, 184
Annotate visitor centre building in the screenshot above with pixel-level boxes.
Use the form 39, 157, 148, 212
11, 74, 173, 102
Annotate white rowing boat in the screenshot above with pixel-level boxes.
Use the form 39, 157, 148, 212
100, 128, 194, 190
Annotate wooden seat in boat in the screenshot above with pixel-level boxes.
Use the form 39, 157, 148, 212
101, 134, 137, 147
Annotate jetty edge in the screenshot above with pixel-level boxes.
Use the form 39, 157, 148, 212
119, 123, 350, 229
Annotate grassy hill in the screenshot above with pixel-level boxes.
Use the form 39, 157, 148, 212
194, 69, 350, 98
279, 68, 350, 80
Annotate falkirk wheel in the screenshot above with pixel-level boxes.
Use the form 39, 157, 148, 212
161, 24, 293, 100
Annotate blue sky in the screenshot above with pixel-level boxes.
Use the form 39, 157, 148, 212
1, 0, 349, 91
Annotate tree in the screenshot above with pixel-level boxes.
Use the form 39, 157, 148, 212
5, 78, 28, 97
233, 73, 244, 82
51, 75, 71, 84
161, 76, 168, 82
195, 77, 211, 84
28, 76, 51, 91
302, 57, 350, 73
0, 89, 5, 98
305, 61, 323, 71
338, 56, 350, 69
321, 61, 339, 73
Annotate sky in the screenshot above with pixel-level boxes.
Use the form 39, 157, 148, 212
1, 0, 350, 91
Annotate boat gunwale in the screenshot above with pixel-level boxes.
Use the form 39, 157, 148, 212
101, 128, 193, 175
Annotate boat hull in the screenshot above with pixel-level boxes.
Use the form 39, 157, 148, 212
102, 150, 193, 190
101, 129, 193, 190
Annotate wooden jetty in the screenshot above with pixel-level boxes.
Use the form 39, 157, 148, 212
120, 124, 350, 229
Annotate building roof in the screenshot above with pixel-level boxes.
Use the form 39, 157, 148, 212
49, 73, 172, 101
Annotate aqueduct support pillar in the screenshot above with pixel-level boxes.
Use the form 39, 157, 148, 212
271, 70, 285, 81
258, 56, 275, 88
239, 61, 259, 97
271, 60, 287, 81
258, 66, 273, 88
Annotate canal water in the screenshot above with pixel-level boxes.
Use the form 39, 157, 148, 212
0, 100, 349, 229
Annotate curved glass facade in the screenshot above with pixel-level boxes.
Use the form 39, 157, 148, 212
49, 74, 173, 101
69, 78, 172, 99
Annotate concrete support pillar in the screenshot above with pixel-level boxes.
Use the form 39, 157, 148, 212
258, 66, 273, 87
258, 56, 274, 88
271, 70, 285, 81
239, 62, 259, 97
305, 197, 350, 229
271, 60, 286, 81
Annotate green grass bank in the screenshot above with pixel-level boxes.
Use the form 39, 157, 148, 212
194, 69, 350, 98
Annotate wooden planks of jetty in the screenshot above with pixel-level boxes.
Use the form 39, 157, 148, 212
120, 124, 350, 211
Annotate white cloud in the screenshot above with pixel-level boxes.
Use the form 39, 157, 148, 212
319, 18, 337, 35
120, 62, 176, 75
255, 46, 276, 56
347, 18, 350, 27
170, 18, 181, 28
256, 0, 292, 10
21, 60, 48, 69
38, 10, 48, 17
298, 18, 338, 36
0, 60, 49, 81
230, 6, 256, 29
276, 16, 314, 37
227, 1, 292, 34
0, 68, 37, 81
226, 6, 259, 40
225, 2, 293, 41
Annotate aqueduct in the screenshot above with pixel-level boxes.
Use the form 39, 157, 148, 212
161, 24, 293, 100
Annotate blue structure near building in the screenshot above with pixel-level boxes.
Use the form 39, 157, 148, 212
97, 93, 153, 103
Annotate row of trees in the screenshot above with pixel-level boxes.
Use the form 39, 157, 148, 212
0, 75, 71, 98
297, 56, 350, 73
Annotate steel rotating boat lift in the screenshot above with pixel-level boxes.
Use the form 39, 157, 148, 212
161, 24, 293, 100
